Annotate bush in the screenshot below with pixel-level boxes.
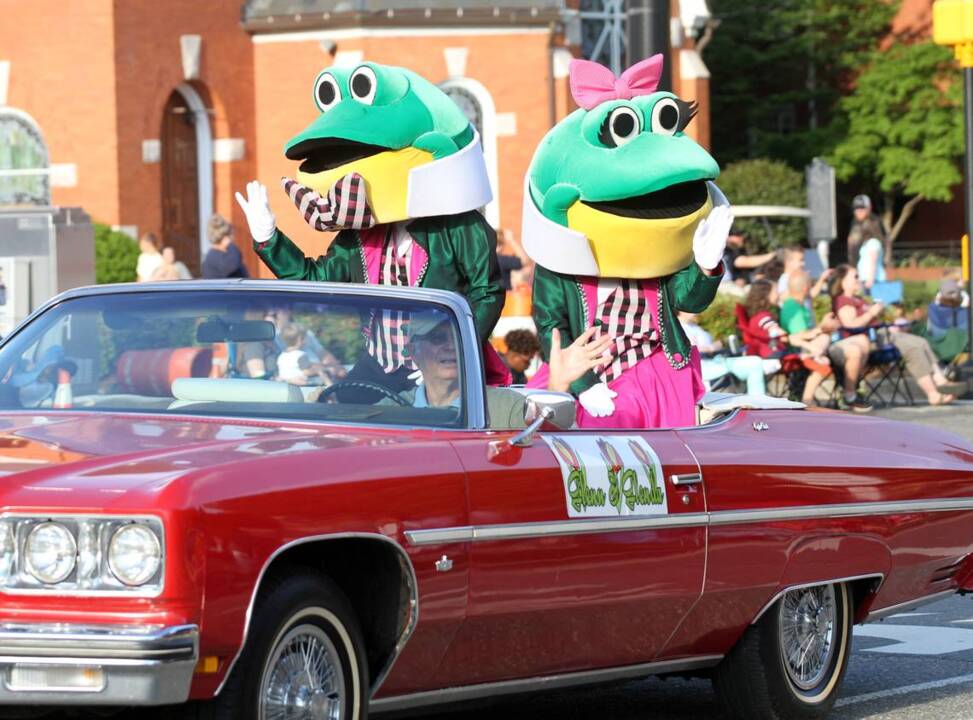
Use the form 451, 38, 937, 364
94, 223, 138, 284
697, 293, 739, 342
716, 159, 807, 252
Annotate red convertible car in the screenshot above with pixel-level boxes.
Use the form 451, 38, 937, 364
0, 280, 968, 720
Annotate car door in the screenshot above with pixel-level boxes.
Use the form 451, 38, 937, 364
434, 427, 707, 686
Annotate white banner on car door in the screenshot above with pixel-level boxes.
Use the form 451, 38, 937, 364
543, 435, 668, 519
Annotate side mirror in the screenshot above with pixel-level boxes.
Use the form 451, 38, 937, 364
523, 390, 575, 431
488, 389, 575, 461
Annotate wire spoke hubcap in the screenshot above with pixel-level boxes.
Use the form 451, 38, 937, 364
779, 584, 837, 691
260, 622, 344, 720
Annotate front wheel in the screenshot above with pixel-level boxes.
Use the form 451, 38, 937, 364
713, 582, 852, 720
188, 573, 368, 720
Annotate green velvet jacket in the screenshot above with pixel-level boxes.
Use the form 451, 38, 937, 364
254, 211, 504, 343
532, 262, 724, 395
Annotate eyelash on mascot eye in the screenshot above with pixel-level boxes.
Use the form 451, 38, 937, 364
597, 98, 699, 146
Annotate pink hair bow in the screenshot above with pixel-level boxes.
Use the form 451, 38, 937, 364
569, 54, 664, 110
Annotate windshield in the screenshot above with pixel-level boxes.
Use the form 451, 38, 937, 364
0, 290, 468, 428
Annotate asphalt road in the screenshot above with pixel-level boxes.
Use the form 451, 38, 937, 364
19, 400, 973, 720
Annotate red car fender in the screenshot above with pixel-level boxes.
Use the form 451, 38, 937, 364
757, 534, 892, 624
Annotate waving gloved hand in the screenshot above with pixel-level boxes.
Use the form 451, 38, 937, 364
234, 181, 277, 245
578, 382, 617, 418
692, 204, 734, 272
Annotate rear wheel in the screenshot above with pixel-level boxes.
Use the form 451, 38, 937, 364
713, 582, 852, 720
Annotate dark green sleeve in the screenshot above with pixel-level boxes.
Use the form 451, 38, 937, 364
254, 228, 357, 282
532, 266, 599, 395
448, 216, 505, 343
668, 261, 724, 313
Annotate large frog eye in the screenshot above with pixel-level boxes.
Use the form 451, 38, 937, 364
314, 72, 341, 112
350, 66, 378, 105
599, 106, 642, 148
651, 97, 698, 136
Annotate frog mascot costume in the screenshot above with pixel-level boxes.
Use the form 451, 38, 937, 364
235, 62, 510, 391
524, 54, 733, 429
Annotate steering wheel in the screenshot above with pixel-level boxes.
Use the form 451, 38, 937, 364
316, 380, 411, 407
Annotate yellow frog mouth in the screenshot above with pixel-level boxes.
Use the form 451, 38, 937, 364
287, 137, 434, 224
566, 180, 714, 278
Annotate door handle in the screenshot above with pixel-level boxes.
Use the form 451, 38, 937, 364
670, 473, 703, 486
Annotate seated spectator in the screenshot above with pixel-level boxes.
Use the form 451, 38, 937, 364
202, 214, 250, 279
722, 228, 777, 287
778, 245, 832, 301
780, 272, 833, 405
136, 232, 163, 282
934, 273, 970, 309
277, 324, 329, 386
743, 280, 788, 358
830, 264, 955, 406
679, 311, 780, 396
502, 329, 540, 384
150, 246, 193, 281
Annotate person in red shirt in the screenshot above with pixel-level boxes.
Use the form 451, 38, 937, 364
743, 280, 788, 358
830, 265, 955, 407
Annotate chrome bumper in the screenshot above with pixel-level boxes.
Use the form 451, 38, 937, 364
0, 623, 197, 705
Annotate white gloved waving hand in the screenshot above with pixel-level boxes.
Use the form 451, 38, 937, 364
692, 204, 734, 272
578, 382, 617, 418
234, 181, 277, 244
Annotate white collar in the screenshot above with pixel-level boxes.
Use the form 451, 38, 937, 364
520, 174, 600, 276
406, 129, 493, 218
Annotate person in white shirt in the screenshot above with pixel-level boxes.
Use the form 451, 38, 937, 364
136, 233, 163, 282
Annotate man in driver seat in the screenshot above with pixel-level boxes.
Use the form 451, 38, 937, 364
404, 312, 611, 430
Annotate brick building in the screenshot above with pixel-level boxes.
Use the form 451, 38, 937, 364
0, 0, 716, 277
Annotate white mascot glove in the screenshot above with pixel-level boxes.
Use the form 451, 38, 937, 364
578, 382, 618, 418
692, 204, 734, 272
407, 368, 424, 386
234, 181, 277, 244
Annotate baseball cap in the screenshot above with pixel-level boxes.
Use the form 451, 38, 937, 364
852, 194, 872, 210
406, 310, 452, 340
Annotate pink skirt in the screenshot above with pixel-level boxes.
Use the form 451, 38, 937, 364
529, 347, 704, 429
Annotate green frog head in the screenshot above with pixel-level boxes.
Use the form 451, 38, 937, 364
284, 62, 490, 223
522, 55, 724, 278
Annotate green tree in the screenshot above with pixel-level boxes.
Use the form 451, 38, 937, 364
94, 223, 138, 284
831, 41, 964, 244
717, 159, 806, 251
705, 0, 898, 168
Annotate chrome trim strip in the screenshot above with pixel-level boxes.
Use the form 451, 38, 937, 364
406, 498, 973, 546
7, 280, 487, 431
670, 473, 702, 486
369, 654, 723, 713
751, 574, 885, 624
708, 498, 973, 526
214, 532, 418, 700
865, 588, 958, 623
0, 623, 197, 662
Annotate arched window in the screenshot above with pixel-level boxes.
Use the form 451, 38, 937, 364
0, 110, 50, 206
439, 78, 499, 228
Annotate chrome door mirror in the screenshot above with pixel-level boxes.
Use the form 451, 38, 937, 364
489, 390, 576, 460
522, 390, 575, 432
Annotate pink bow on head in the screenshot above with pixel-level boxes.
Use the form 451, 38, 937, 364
569, 54, 664, 110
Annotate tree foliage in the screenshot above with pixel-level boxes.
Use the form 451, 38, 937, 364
717, 159, 806, 251
831, 41, 964, 242
94, 223, 138, 284
705, 0, 897, 168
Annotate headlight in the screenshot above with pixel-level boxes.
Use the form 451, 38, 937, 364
108, 524, 162, 586
24, 522, 77, 584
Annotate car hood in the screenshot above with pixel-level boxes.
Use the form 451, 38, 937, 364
0, 412, 420, 509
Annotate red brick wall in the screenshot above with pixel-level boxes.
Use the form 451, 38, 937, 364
0, 0, 120, 222
112, 0, 257, 272
252, 30, 555, 276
